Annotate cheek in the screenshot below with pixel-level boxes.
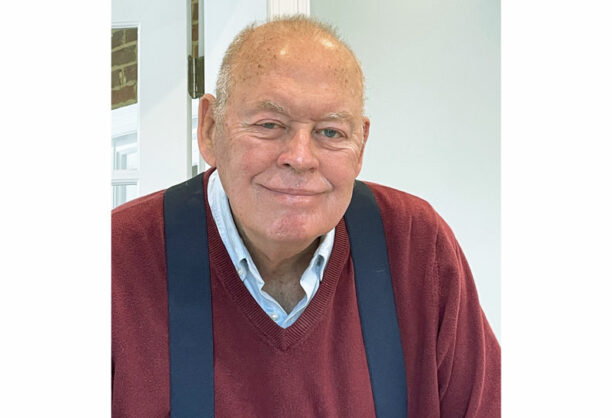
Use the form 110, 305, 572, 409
217, 136, 257, 170
321, 150, 363, 184
217, 139, 279, 190
236, 142, 277, 174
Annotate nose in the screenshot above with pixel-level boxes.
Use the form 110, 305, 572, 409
276, 127, 319, 172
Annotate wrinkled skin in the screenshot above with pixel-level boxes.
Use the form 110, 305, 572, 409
198, 33, 370, 272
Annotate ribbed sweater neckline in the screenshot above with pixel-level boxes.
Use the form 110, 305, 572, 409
202, 172, 351, 351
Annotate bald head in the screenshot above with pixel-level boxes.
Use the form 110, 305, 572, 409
214, 15, 365, 122
196, 16, 371, 264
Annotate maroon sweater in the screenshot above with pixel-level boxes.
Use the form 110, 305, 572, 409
112, 171, 501, 417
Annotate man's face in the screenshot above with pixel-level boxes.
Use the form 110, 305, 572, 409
201, 36, 369, 251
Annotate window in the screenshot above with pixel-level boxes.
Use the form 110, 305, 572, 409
111, 103, 139, 208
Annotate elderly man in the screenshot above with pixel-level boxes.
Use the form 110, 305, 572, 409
113, 16, 500, 417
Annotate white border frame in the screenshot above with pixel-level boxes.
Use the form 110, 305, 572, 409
267, 0, 309, 18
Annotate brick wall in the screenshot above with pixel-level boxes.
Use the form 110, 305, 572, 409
111, 28, 138, 110
111, 4, 198, 109
192, 0, 199, 58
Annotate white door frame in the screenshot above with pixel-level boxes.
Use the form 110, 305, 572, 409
112, 0, 192, 197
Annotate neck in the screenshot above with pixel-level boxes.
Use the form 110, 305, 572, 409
242, 232, 320, 282
239, 231, 320, 314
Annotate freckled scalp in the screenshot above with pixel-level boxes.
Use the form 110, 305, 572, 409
214, 15, 365, 122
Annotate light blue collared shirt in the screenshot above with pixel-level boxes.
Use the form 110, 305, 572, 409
207, 170, 335, 328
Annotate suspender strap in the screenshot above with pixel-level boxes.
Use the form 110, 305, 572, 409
345, 180, 408, 418
164, 173, 214, 418
163, 175, 406, 417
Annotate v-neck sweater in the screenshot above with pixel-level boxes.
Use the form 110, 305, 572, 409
206, 169, 335, 328
112, 170, 501, 417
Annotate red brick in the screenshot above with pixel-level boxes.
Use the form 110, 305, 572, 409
112, 45, 137, 68
111, 69, 123, 89
125, 27, 138, 44
123, 64, 137, 84
191, 3, 198, 22
112, 29, 124, 49
112, 85, 137, 108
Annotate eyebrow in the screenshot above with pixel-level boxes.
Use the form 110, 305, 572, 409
252, 101, 356, 127
254, 100, 289, 115
320, 111, 356, 130
321, 111, 354, 121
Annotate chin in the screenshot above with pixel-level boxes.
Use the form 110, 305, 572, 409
265, 216, 330, 245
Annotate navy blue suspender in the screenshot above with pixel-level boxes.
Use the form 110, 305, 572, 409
164, 175, 214, 417
344, 181, 408, 417
163, 173, 407, 417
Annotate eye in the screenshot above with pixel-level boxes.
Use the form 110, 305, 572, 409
259, 122, 279, 129
251, 121, 285, 139
317, 128, 342, 139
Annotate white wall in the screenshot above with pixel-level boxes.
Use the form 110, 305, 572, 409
311, 0, 501, 337
204, 0, 267, 97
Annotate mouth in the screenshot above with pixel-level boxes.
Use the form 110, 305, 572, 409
263, 186, 323, 196
259, 185, 326, 197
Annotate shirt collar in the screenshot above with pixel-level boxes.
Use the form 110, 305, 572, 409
207, 170, 335, 283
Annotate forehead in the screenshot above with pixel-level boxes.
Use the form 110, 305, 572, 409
229, 33, 363, 110
238, 34, 357, 74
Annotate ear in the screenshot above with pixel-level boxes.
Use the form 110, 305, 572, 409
356, 116, 370, 174
197, 94, 217, 167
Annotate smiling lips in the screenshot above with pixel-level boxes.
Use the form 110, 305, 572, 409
260, 185, 327, 197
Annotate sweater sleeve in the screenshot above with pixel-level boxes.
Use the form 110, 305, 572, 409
434, 214, 501, 418
112, 191, 171, 417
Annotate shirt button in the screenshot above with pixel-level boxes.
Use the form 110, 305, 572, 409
270, 313, 279, 321
237, 268, 244, 277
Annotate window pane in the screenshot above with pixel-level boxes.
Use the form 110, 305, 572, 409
112, 27, 139, 207
112, 132, 138, 170
112, 183, 138, 208
112, 27, 138, 110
